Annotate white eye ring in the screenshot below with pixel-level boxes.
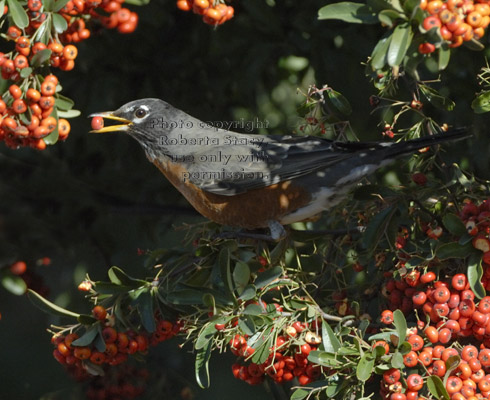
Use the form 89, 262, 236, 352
134, 106, 148, 119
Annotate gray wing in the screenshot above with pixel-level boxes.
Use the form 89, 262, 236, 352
184, 134, 363, 195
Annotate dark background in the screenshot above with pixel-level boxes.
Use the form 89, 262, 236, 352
0, 0, 488, 398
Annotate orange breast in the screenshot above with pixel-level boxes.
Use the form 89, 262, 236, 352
153, 159, 312, 229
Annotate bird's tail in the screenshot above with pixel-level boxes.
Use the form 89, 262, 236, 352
383, 127, 471, 158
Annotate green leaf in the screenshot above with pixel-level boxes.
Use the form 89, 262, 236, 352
472, 91, 490, 113
443, 214, 467, 236
57, 109, 81, 118
321, 320, 341, 352
356, 353, 374, 381
468, 253, 485, 300
427, 375, 450, 400
362, 205, 396, 250
238, 316, 256, 336
243, 304, 264, 316
54, 94, 75, 111
290, 388, 309, 400
219, 247, 236, 302
30, 50, 52, 68
43, 0, 54, 10
438, 43, 451, 70
27, 289, 80, 318
378, 9, 403, 27
238, 284, 256, 301
250, 334, 273, 364
318, 2, 378, 24
368, 331, 394, 341
52, 0, 71, 12
391, 351, 404, 369
370, 35, 392, 70
436, 241, 475, 259
72, 325, 99, 347
20, 67, 33, 79
325, 89, 352, 116
6, 0, 29, 28
137, 289, 156, 332
307, 350, 344, 367
1, 275, 27, 295
195, 340, 212, 389
107, 266, 147, 287
233, 261, 250, 295
52, 13, 68, 33
195, 323, 217, 350
419, 84, 455, 111
387, 23, 413, 67
393, 310, 407, 344
254, 265, 282, 289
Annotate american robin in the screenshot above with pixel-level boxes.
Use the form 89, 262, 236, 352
90, 99, 469, 239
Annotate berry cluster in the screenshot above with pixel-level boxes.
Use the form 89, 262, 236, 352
230, 321, 323, 386
376, 319, 490, 399
52, 305, 180, 375
176, 0, 234, 26
0, 0, 139, 149
419, 0, 490, 53
85, 364, 149, 400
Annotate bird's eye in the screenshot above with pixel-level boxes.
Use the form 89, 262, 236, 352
134, 107, 147, 119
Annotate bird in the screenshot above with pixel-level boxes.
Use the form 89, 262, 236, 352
90, 98, 470, 240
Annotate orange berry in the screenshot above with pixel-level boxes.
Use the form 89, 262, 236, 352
474, 26, 485, 38
194, 0, 209, 8
427, 0, 444, 14
13, 55, 28, 69
73, 346, 91, 360
7, 26, 21, 40
58, 118, 70, 140
32, 125, 49, 138
475, 3, 490, 17
423, 15, 442, 30
102, 326, 118, 343
91, 116, 104, 130
90, 351, 106, 365
79, 28, 90, 40
26, 88, 41, 103
32, 42, 47, 54
439, 9, 453, 24
9, 84, 22, 99
64, 333, 79, 348
44, 74, 58, 85
446, 0, 463, 11
92, 305, 107, 320
41, 116, 57, 132
48, 41, 63, 55
10, 261, 27, 275
39, 96, 55, 109
60, 59, 75, 71
449, 35, 463, 47
177, 0, 192, 11
2, 117, 18, 131
12, 99, 27, 114
62, 44, 78, 60
418, 42, 436, 54
205, 7, 221, 21
467, 11, 483, 27
41, 81, 56, 96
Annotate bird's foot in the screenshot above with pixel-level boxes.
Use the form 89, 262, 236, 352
268, 220, 287, 241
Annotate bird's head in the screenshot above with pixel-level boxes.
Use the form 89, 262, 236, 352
89, 98, 197, 159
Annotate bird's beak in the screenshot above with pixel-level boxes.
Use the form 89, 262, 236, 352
89, 111, 132, 133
